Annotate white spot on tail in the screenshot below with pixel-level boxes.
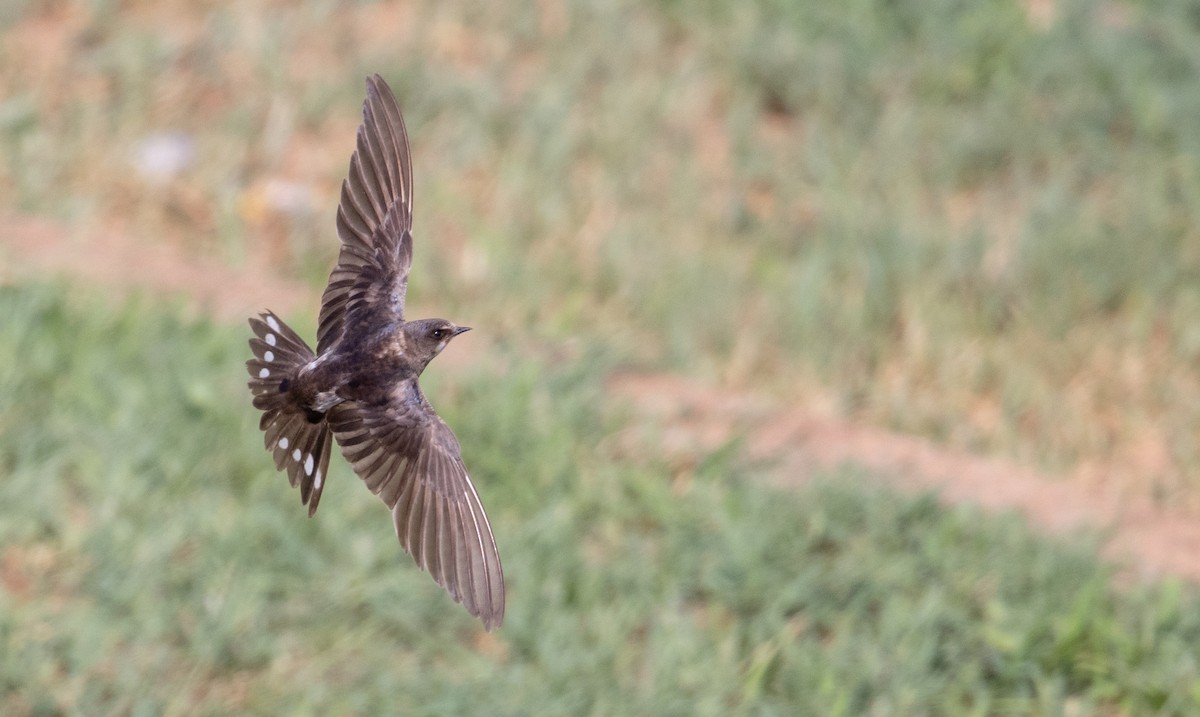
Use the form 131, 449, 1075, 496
304, 454, 314, 476
265, 333, 276, 346
258, 367, 270, 378
314, 468, 323, 490
292, 448, 301, 462
264, 350, 274, 362
266, 315, 281, 332
278, 437, 289, 450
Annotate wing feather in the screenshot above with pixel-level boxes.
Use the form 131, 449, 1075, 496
317, 75, 415, 354
327, 386, 505, 630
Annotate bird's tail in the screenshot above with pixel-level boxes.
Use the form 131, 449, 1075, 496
246, 310, 335, 516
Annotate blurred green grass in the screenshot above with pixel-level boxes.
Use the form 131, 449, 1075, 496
3, 283, 1200, 714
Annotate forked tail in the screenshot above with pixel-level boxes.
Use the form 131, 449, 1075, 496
246, 311, 334, 516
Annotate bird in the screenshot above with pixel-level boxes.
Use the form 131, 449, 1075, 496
245, 75, 504, 630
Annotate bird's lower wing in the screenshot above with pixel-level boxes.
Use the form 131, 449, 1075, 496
326, 395, 505, 630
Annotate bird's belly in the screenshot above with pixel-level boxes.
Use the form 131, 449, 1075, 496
338, 364, 405, 404
301, 332, 411, 407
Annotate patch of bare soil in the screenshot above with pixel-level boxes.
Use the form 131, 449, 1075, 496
5, 214, 1199, 585
0, 215, 308, 321
611, 373, 1200, 584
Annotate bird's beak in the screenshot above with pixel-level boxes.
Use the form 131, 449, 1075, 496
452, 326, 472, 336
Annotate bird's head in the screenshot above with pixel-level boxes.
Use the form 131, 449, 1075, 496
402, 318, 471, 370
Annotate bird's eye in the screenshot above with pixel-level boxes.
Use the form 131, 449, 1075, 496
431, 329, 446, 339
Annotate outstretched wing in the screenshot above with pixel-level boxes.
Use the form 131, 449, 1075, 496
327, 383, 505, 630
317, 74, 415, 354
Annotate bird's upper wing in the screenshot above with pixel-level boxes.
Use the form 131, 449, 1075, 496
317, 74, 415, 354
326, 384, 505, 630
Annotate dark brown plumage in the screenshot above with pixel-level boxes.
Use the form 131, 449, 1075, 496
245, 75, 504, 630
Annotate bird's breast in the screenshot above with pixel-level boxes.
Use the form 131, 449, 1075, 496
336, 343, 417, 403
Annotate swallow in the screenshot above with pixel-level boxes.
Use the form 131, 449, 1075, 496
246, 75, 504, 630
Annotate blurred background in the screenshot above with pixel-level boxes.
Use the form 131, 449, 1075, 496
3, 0, 1200, 713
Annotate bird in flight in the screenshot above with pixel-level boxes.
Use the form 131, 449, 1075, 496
245, 75, 504, 630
